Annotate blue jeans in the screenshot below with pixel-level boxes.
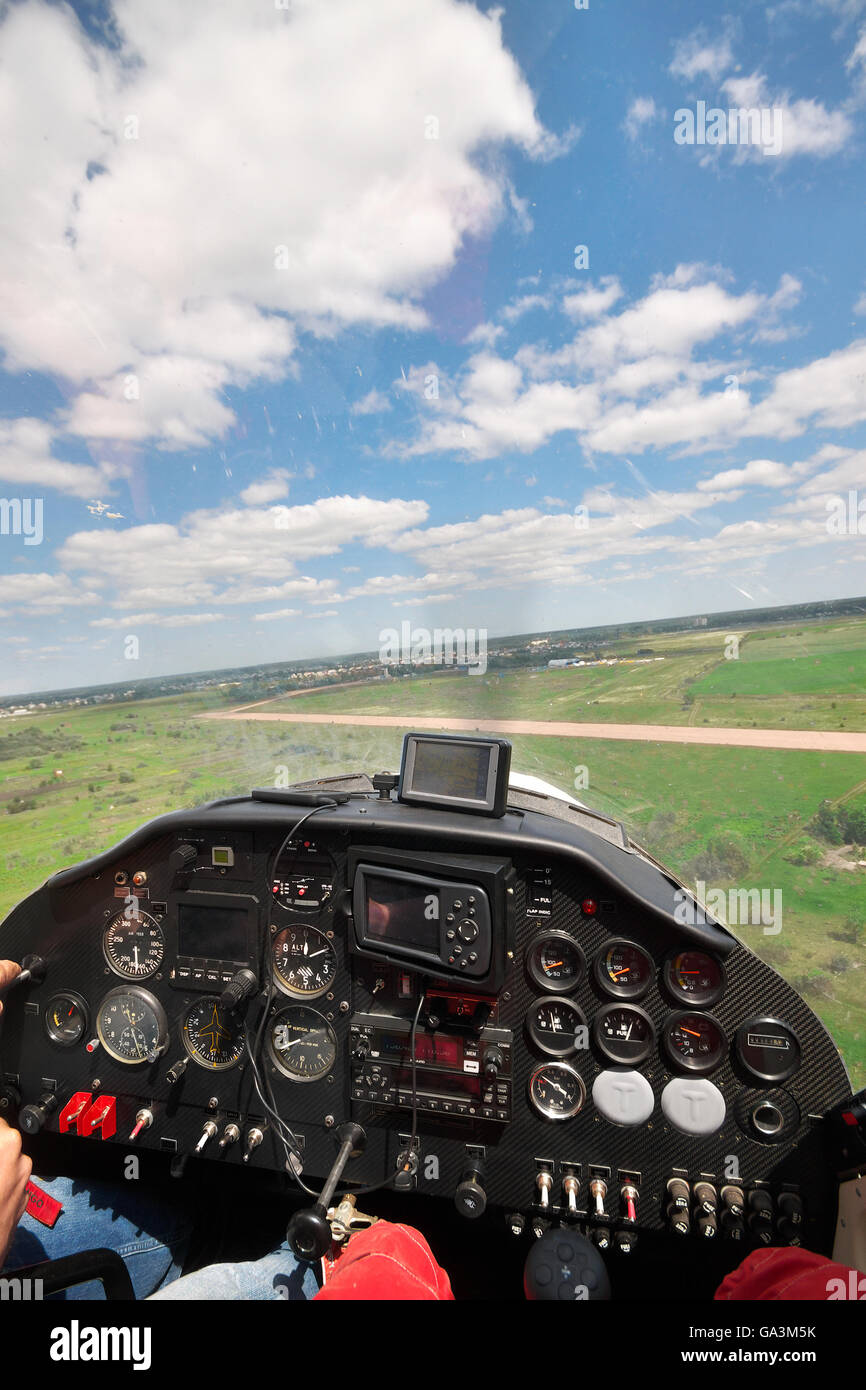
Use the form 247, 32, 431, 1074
2, 1175, 318, 1301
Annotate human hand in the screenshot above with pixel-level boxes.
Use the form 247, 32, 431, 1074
0, 1115, 31, 1267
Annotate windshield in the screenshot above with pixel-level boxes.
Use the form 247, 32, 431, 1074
0, 0, 864, 1089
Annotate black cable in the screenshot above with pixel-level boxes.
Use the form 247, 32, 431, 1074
347, 989, 426, 1199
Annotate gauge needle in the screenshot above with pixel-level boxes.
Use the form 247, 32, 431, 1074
133, 946, 140, 969
681, 1027, 701, 1037
545, 960, 563, 970
612, 967, 630, 977
551, 1080, 567, 1097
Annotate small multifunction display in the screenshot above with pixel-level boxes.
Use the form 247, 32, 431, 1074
397, 733, 511, 816
353, 863, 494, 980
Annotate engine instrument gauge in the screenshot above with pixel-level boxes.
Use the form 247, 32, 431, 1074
268, 1006, 337, 1082
272, 924, 337, 999
526, 997, 587, 1057
182, 997, 246, 1071
103, 908, 164, 980
43, 991, 88, 1048
526, 931, 585, 993
528, 1062, 586, 1120
595, 940, 653, 1000
735, 1017, 801, 1084
663, 950, 724, 1007
593, 1003, 655, 1065
662, 1011, 727, 1075
96, 986, 168, 1066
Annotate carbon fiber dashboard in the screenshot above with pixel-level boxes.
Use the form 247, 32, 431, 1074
0, 779, 851, 1277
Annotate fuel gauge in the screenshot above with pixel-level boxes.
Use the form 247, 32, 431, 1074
44, 991, 89, 1048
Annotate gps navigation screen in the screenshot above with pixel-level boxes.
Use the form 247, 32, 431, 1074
410, 739, 490, 801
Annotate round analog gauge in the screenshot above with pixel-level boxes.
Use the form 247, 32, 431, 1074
103, 908, 164, 980
96, 986, 168, 1066
663, 950, 725, 1007
595, 940, 654, 1000
272, 925, 337, 999
268, 1006, 337, 1082
663, 1011, 727, 1075
526, 931, 585, 993
272, 839, 335, 913
528, 1062, 586, 1121
526, 997, 587, 1057
593, 1003, 656, 1066
44, 991, 88, 1048
735, 1017, 801, 1084
182, 996, 246, 1071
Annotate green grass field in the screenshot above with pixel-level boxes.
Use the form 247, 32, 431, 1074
260, 614, 866, 731
1, 686, 864, 1085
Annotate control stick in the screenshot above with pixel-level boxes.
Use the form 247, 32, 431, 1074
0, 955, 46, 995
287, 1123, 366, 1261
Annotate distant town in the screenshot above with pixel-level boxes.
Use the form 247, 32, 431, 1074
1, 592, 863, 717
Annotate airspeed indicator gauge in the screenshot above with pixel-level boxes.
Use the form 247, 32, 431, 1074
103, 908, 164, 981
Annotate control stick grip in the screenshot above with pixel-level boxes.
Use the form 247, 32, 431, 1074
287, 1123, 366, 1262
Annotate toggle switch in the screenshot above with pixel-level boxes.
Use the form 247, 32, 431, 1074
563, 1174, 580, 1217
59, 1092, 92, 1133
194, 1120, 218, 1155
535, 1170, 553, 1210
620, 1182, 639, 1224
129, 1108, 153, 1141
78, 1096, 116, 1139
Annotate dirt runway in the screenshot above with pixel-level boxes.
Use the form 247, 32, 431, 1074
198, 709, 866, 753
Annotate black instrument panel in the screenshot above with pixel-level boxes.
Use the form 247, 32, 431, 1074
0, 788, 851, 1268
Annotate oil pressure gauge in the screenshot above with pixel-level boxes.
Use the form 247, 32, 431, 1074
528, 1062, 586, 1120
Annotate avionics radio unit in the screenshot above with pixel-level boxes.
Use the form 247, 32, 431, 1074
348, 847, 514, 992
349, 1013, 513, 1122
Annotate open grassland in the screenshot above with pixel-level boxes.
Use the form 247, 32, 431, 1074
1, 693, 864, 1085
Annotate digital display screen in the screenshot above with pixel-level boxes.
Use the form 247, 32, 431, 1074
178, 903, 248, 961
410, 739, 491, 802
365, 874, 439, 953
377, 1031, 462, 1068
393, 1067, 481, 1099
747, 1033, 791, 1051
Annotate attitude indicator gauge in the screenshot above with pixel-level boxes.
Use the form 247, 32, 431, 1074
272, 925, 337, 999
268, 1006, 337, 1082
526, 931, 585, 993
528, 1062, 586, 1121
96, 986, 168, 1066
182, 997, 246, 1071
103, 908, 165, 981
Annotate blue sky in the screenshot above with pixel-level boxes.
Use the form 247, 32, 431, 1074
1, 0, 865, 696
